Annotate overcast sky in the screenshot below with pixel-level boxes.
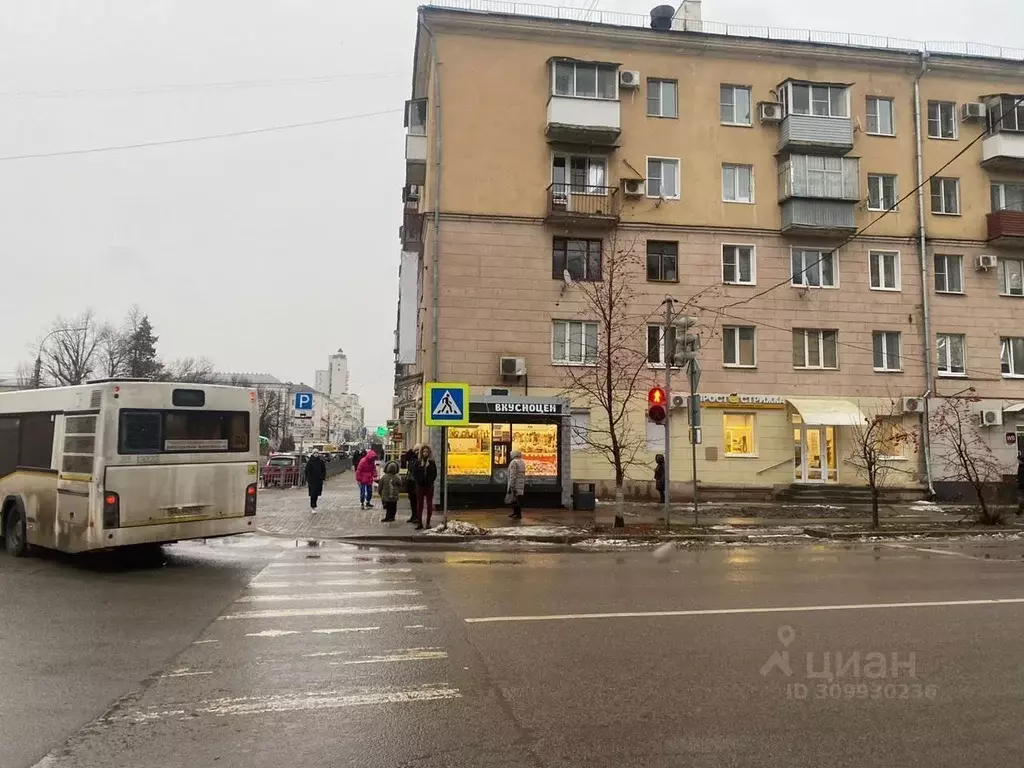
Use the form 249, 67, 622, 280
0, 0, 1018, 424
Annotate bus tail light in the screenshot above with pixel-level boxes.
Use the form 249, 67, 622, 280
244, 484, 257, 516
103, 492, 121, 528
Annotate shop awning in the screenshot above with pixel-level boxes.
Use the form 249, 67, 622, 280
1004, 403, 1024, 413
786, 397, 867, 426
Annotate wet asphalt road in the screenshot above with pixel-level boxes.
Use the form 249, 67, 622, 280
7, 535, 1024, 768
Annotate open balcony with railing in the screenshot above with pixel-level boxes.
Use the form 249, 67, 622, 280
545, 183, 619, 228
981, 96, 1024, 170
778, 154, 859, 235
987, 210, 1024, 245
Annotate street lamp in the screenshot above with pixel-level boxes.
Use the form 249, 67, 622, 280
33, 326, 87, 389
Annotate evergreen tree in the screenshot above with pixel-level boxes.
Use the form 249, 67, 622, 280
126, 315, 163, 379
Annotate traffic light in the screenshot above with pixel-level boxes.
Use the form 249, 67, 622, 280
647, 386, 667, 424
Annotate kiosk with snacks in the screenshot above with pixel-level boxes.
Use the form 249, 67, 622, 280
439, 395, 572, 509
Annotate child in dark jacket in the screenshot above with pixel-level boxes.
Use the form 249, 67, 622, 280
378, 461, 402, 522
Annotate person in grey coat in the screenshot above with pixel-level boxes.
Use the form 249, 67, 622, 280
506, 449, 526, 520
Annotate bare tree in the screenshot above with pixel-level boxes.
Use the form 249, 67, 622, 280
97, 323, 130, 378
931, 397, 1007, 524
14, 363, 35, 388
847, 400, 916, 529
163, 357, 217, 384
41, 311, 101, 386
257, 386, 283, 441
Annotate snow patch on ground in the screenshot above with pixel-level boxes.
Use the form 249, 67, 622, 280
782, 504, 846, 511
424, 521, 487, 536
573, 538, 652, 549
487, 526, 587, 538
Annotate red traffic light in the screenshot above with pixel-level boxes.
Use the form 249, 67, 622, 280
648, 386, 666, 406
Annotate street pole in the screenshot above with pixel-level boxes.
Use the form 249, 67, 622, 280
662, 298, 673, 531
690, 364, 700, 525
442, 426, 449, 526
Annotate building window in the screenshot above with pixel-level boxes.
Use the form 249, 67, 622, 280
778, 155, 858, 200
552, 154, 607, 194
987, 95, 1024, 134
866, 96, 895, 135
723, 326, 756, 367
869, 250, 901, 291
553, 320, 598, 365
1001, 258, 1024, 296
720, 85, 751, 125
1002, 337, 1024, 377
722, 245, 755, 285
552, 60, 617, 100
930, 177, 960, 215
927, 101, 957, 139
937, 333, 967, 376
723, 413, 756, 456
785, 82, 849, 118
646, 158, 680, 199
792, 329, 839, 370
570, 412, 590, 451
791, 248, 836, 288
867, 174, 898, 211
647, 79, 678, 118
722, 164, 753, 203
646, 241, 678, 282
552, 238, 602, 282
647, 325, 678, 367
872, 331, 902, 372
991, 182, 1024, 212
934, 254, 963, 294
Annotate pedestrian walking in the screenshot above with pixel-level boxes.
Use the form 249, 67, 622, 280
413, 444, 438, 529
404, 445, 421, 523
356, 449, 378, 509
654, 453, 666, 504
506, 449, 526, 520
305, 450, 327, 512
378, 461, 402, 522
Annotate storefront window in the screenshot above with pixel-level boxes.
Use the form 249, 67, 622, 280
447, 424, 492, 476
512, 424, 559, 477
723, 413, 755, 456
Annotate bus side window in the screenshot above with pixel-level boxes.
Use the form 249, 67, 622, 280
0, 417, 19, 476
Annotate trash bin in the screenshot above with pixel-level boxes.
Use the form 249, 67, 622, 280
572, 482, 596, 511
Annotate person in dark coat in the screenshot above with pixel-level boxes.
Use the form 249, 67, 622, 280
654, 454, 666, 504
404, 445, 421, 524
412, 444, 438, 530
305, 450, 328, 511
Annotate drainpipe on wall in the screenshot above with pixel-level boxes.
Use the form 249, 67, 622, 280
426, 23, 443, 387
914, 52, 936, 497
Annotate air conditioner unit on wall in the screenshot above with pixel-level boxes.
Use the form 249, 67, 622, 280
499, 357, 526, 377
670, 394, 686, 409
978, 408, 1003, 427
977, 254, 998, 270
622, 178, 644, 197
902, 396, 923, 414
759, 102, 783, 123
619, 70, 641, 89
962, 102, 986, 121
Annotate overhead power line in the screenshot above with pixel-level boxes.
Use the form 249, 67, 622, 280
0, 108, 402, 162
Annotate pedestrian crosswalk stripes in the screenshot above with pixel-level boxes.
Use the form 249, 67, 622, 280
234, 589, 422, 603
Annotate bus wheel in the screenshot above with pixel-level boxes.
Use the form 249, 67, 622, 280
3, 505, 28, 557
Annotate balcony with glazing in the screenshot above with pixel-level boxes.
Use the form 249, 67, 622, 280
776, 81, 855, 156
405, 99, 428, 185
981, 95, 1024, 171
778, 155, 860, 234
546, 59, 621, 146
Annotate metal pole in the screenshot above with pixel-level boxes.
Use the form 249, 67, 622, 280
691, 372, 699, 525
663, 298, 673, 531
32, 355, 42, 389
442, 426, 449, 526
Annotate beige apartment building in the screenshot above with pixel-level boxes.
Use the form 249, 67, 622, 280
393, 0, 1024, 502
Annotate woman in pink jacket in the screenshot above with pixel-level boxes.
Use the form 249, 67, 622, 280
355, 450, 378, 509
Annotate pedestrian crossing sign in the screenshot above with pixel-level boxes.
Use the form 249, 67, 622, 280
424, 382, 470, 426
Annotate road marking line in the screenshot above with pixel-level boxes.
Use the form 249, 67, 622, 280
305, 646, 443, 659
235, 590, 421, 603
219, 605, 426, 620
247, 579, 414, 588
245, 627, 381, 637
115, 684, 462, 722
404, 624, 428, 629
257, 568, 413, 576
192, 639, 219, 645
334, 649, 449, 665
312, 626, 380, 634
884, 543, 993, 561
245, 630, 299, 637
465, 597, 1024, 624
158, 669, 214, 678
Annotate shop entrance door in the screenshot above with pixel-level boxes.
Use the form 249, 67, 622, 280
793, 425, 837, 483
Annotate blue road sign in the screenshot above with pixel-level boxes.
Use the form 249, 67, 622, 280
294, 392, 314, 411
424, 382, 470, 426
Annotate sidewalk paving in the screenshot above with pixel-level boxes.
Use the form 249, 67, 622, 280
255, 473, 1024, 544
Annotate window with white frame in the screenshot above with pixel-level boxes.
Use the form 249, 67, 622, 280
937, 333, 966, 376
647, 158, 679, 199
867, 174, 898, 211
779, 155, 858, 200
872, 331, 902, 372
570, 411, 590, 450
723, 326, 756, 367
719, 85, 752, 125
783, 82, 849, 117
987, 95, 1024, 134
927, 101, 957, 139
552, 60, 617, 100
722, 164, 753, 203
930, 177, 960, 215
552, 320, 598, 365
934, 254, 964, 294
552, 154, 607, 194
791, 248, 836, 288
1001, 258, 1024, 296
647, 78, 678, 118
866, 96, 895, 135
1002, 337, 1024, 376
722, 245, 755, 285
792, 329, 839, 370
647, 325, 678, 367
869, 251, 901, 291
991, 182, 1024, 212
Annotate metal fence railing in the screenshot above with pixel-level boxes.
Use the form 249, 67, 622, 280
547, 182, 619, 218
424, 0, 1024, 62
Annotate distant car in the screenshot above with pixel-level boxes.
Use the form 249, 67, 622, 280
261, 453, 304, 487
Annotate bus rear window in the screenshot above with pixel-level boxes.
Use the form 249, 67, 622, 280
119, 410, 250, 454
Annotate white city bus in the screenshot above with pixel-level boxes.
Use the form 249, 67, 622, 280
0, 380, 259, 556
